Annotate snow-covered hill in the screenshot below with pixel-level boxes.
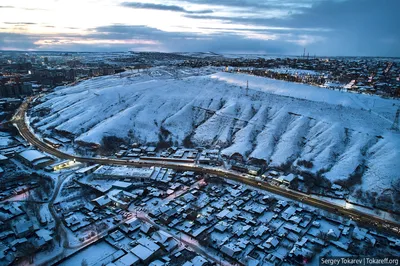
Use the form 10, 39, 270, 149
30, 67, 400, 196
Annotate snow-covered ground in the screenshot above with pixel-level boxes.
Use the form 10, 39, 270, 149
58, 240, 117, 266
30, 67, 400, 197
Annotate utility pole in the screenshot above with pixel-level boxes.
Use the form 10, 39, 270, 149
391, 107, 400, 132
246, 80, 249, 96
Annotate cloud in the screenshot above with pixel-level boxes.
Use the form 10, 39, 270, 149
0, 0, 398, 56
161, 34, 300, 54
0, 32, 39, 50
277, 0, 400, 56
120, 2, 213, 14
184, 0, 400, 56
89, 24, 197, 40
180, 0, 310, 9
0, 31, 159, 52
4, 22, 37, 25
0, 6, 45, 11
0, 24, 301, 54
22, 8, 47, 11
87, 24, 301, 54
0, 25, 170, 52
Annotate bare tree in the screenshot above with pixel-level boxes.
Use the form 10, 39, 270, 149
16, 242, 36, 264
81, 258, 88, 266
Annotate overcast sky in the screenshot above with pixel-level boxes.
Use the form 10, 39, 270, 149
0, 0, 399, 56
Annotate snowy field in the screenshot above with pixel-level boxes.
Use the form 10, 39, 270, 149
59, 240, 117, 265
30, 67, 400, 196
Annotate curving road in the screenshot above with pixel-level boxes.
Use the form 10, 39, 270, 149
12, 98, 400, 237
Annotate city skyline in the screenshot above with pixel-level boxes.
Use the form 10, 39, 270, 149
0, 0, 399, 56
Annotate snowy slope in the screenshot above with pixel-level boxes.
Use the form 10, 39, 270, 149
30, 67, 400, 196
296, 122, 346, 174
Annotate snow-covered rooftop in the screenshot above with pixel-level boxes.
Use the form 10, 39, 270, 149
18, 149, 50, 163
94, 165, 154, 179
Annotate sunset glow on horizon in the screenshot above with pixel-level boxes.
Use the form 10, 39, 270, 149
0, 0, 398, 56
